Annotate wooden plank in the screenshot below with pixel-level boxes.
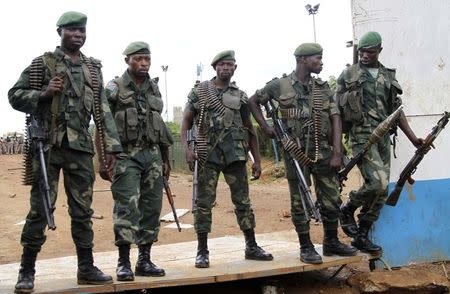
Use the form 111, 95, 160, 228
0, 231, 367, 293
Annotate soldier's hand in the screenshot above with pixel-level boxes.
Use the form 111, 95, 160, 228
163, 160, 171, 179
251, 162, 262, 180
40, 77, 64, 101
329, 153, 343, 171
185, 148, 198, 171
262, 126, 277, 139
412, 137, 425, 149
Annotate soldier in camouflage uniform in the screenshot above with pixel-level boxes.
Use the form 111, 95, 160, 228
101, 41, 173, 281
8, 11, 122, 292
249, 43, 357, 264
337, 32, 421, 253
181, 50, 273, 268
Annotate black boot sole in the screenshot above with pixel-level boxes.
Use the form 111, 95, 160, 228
135, 271, 166, 277
117, 275, 135, 281
195, 262, 210, 268
245, 254, 274, 261
300, 257, 323, 264
77, 279, 113, 285
14, 289, 33, 294
323, 249, 358, 257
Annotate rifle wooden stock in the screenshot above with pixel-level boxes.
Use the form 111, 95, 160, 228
337, 150, 364, 187
163, 177, 181, 232
386, 111, 450, 206
338, 105, 404, 190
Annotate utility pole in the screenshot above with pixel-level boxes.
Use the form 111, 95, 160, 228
196, 63, 203, 82
161, 65, 169, 121
305, 3, 320, 42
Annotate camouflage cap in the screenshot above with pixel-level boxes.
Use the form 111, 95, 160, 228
211, 50, 235, 67
357, 31, 382, 50
56, 11, 87, 28
294, 43, 323, 57
123, 41, 151, 56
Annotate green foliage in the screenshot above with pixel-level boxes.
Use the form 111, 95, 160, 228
328, 75, 337, 92
166, 121, 180, 138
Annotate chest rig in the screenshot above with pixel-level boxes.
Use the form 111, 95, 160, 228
195, 80, 244, 167
24, 52, 104, 185
277, 76, 325, 164
112, 76, 164, 148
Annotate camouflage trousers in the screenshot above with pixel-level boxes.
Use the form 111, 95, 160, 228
285, 149, 341, 235
21, 144, 95, 251
194, 160, 256, 233
111, 146, 163, 246
349, 134, 390, 223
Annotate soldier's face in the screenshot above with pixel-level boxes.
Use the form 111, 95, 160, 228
126, 54, 151, 78
215, 59, 236, 80
304, 54, 323, 74
59, 26, 86, 52
359, 47, 382, 67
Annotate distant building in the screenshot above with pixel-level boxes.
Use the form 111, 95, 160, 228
173, 106, 183, 125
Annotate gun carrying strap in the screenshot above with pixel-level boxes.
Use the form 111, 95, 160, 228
83, 56, 108, 168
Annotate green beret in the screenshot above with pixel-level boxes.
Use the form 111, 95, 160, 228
294, 43, 323, 57
56, 11, 87, 28
211, 50, 235, 67
357, 31, 382, 50
123, 41, 151, 56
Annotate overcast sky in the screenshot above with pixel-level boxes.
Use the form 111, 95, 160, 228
0, 0, 353, 136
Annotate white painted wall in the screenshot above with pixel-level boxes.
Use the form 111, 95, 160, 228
351, 0, 450, 181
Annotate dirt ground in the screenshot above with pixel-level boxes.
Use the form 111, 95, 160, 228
0, 154, 448, 293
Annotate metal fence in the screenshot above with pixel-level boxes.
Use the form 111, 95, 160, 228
169, 139, 189, 172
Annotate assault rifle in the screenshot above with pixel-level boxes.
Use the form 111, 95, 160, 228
187, 129, 199, 213
386, 111, 450, 206
264, 100, 321, 221
27, 115, 56, 230
163, 177, 181, 232
338, 106, 404, 190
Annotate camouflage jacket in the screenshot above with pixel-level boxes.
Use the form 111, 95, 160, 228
105, 70, 173, 153
8, 47, 122, 154
336, 62, 402, 136
185, 78, 249, 165
255, 71, 338, 155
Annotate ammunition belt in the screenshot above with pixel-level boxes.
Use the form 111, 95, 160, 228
83, 56, 107, 169
23, 56, 46, 185
309, 79, 323, 163
278, 80, 323, 165
195, 82, 209, 167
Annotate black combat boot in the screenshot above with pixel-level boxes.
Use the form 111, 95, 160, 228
351, 221, 382, 253
298, 233, 323, 264
15, 247, 38, 293
135, 244, 165, 276
76, 247, 113, 285
323, 229, 358, 256
243, 229, 273, 261
116, 244, 134, 281
340, 201, 359, 237
195, 232, 210, 268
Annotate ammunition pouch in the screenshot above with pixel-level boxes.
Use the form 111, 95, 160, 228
340, 90, 364, 129
221, 92, 242, 128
